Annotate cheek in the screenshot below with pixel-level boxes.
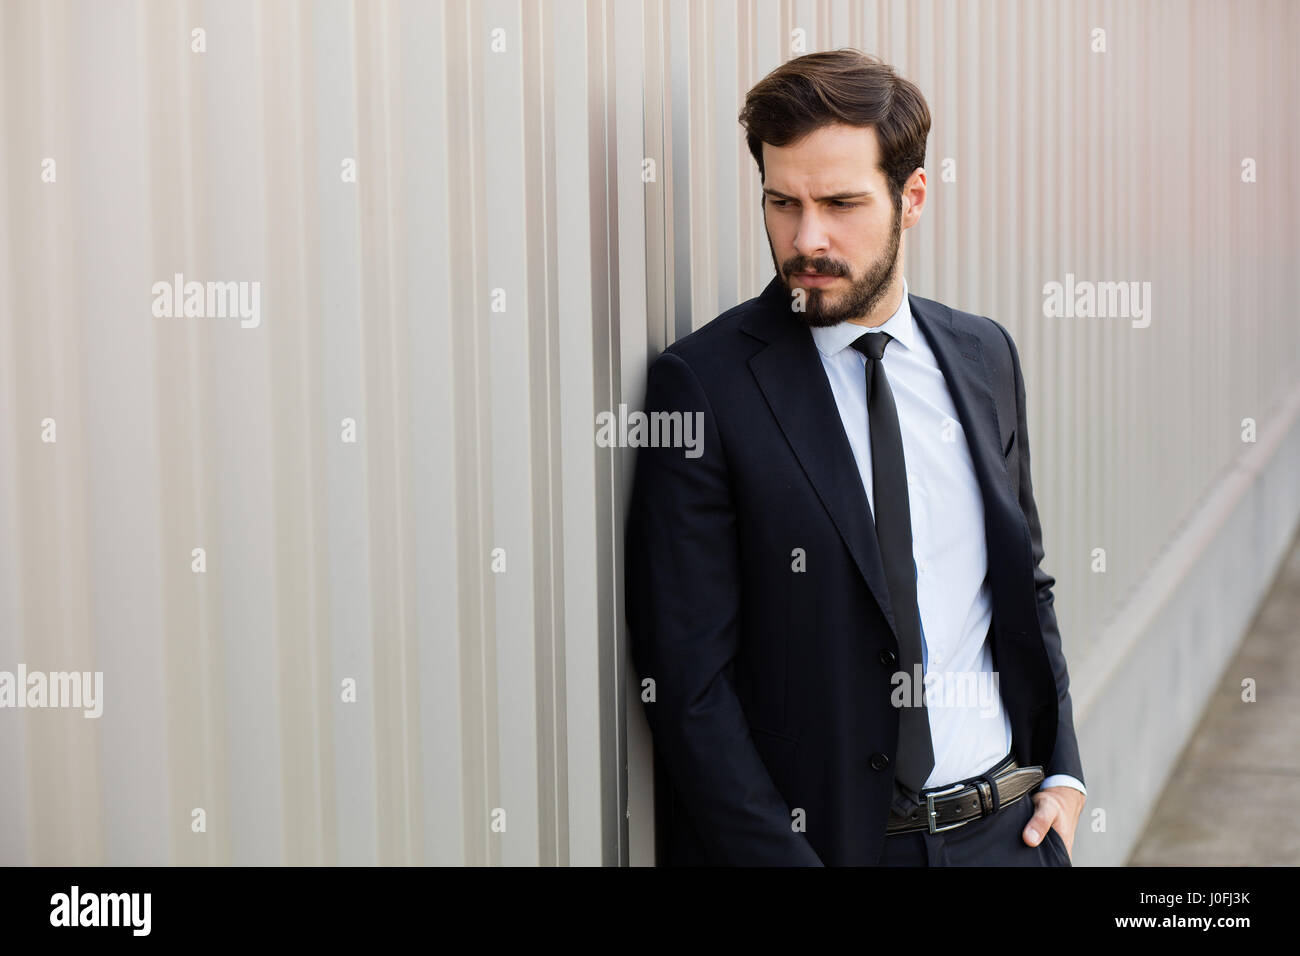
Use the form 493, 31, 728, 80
766, 217, 796, 251
853, 215, 893, 253
858, 209, 886, 234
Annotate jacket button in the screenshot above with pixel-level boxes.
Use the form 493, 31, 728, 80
870, 753, 890, 771
879, 648, 897, 666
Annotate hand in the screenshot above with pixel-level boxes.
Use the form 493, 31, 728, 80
1022, 786, 1085, 858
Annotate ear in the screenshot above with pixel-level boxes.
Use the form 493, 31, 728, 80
902, 167, 927, 227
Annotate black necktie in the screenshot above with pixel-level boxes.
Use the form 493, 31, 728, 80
850, 331, 935, 794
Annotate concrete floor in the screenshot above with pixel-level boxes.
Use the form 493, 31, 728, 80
1127, 528, 1300, 865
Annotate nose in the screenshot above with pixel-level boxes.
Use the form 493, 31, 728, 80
792, 208, 830, 262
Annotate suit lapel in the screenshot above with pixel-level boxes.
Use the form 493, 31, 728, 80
908, 294, 1032, 602
743, 278, 901, 638
741, 278, 1030, 640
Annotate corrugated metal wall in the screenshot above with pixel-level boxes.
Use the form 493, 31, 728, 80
1, 0, 1296, 866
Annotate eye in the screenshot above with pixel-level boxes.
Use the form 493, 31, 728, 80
767, 198, 858, 209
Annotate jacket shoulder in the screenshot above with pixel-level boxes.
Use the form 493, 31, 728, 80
655, 293, 770, 381
911, 292, 1020, 374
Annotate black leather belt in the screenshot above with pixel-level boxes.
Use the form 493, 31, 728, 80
886, 757, 1045, 835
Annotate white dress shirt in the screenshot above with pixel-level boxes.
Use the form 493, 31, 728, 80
809, 277, 1085, 797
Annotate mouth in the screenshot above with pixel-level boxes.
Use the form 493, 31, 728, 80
794, 271, 840, 287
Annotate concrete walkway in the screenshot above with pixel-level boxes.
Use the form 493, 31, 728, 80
1127, 527, 1300, 865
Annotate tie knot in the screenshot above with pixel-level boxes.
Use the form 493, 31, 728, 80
851, 331, 892, 362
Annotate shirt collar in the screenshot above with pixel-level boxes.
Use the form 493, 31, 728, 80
809, 276, 914, 358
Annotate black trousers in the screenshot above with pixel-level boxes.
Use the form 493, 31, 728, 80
878, 755, 1074, 866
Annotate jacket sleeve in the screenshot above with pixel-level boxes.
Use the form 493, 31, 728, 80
998, 324, 1086, 788
624, 349, 823, 866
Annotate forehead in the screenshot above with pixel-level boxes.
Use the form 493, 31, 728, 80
762, 123, 883, 191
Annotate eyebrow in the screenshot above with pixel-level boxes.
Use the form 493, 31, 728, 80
762, 188, 872, 201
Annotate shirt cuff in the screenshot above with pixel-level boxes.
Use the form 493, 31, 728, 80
1040, 774, 1086, 796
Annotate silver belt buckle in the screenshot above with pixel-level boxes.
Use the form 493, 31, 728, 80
924, 781, 971, 834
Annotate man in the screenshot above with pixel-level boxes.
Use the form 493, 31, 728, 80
624, 49, 1086, 866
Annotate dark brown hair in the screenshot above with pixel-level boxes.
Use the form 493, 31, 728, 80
738, 49, 931, 210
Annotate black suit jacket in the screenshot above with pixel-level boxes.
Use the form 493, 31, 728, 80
624, 275, 1085, 866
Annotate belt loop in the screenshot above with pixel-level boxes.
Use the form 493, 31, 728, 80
890, 790, 915, 818
981, 753, 1015, 813
891, 779, 921, 818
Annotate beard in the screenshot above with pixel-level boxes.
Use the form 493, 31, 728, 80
767, 197, 903, 328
